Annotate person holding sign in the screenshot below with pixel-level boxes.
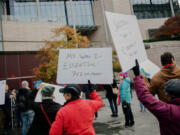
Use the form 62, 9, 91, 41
119, 72, 135, 127
49, 83, 103, 135
149, 52, 180, 102
133, 60, 180, 135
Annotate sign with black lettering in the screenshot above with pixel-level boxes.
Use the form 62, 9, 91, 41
57, 48, 113, 84
106, 12, 148, 72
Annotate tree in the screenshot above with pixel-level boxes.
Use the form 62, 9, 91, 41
155, 15, 180, 39
33, 26, 89, 82
112, 50, 121, 72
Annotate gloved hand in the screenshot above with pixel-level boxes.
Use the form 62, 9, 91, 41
88, 80, 94, 93
132, 59, 140, 76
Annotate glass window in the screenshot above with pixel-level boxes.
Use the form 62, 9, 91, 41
8, 0, 95, 27
130, 0, 174, 19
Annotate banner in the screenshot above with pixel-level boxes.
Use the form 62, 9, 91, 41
140, 59, 160, 78
106, 12, 148, 72
57, 48, 113, 84
35, 83, 66, 105
0, 80, 6, 105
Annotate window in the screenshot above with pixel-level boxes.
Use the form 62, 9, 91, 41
8, 0, 95, 27
130, 0, 175, 19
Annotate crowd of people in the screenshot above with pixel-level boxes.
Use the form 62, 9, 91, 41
0, 51, 180, 135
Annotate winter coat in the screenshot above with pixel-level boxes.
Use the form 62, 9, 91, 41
149, 66, 180, 102
104, 79, 118, 99
16, 88, 32, 112
28, 99, 61, 135
120, 77, 131, 103
134, 76, 180, 135
49, 91, 103, 135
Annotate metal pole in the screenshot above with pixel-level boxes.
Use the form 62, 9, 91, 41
0, 2, 4, 51
100, 0, 109, 43
69, 0, 78, 48
170, 0, 175, 17
36, 0, 40, 21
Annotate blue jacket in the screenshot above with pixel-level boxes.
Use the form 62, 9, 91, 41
120, 77, 132, 103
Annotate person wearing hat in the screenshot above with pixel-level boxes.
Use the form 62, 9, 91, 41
27, 85, 61, 135
119, 72, 135, 127
49, 82, 103, 135
133, 60, 180, 135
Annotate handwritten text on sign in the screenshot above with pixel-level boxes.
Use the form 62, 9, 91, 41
57, 48, 113, 84
106, 12, 147, 72
0, 80, 6, 105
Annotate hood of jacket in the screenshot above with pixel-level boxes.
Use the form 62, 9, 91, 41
159, 66, 180, 81
168, 98, 180, 105
124, 77, 131, 83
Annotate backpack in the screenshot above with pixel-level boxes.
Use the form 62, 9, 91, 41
17, 91, 30, 112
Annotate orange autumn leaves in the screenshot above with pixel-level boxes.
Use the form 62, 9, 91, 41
155, 15, 180, 39
33, 26, 89, 82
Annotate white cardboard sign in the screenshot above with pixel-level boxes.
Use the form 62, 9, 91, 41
0, 80, 6, 105
106, 12, 148, 72
140, 59, 160, 79
35, 83, 66, 105
57, 48, 113, 84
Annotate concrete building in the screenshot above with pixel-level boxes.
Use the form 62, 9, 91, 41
1, 0, 180, 89
0, 0, 179, 51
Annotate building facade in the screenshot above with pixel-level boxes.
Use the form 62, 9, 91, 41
0, 0, 180, 88
0, 0, 179, 51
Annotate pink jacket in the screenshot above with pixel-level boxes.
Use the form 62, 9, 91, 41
49, 91, 103, 135
134, 76, 180, 135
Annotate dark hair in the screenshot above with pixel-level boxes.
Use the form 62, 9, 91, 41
161, 52, 174, 66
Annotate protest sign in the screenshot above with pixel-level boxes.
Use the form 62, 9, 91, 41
33, 80, 42, 88
140, 59, 160, 78
57, 48, 113, 84
106, 12, 148, 72
0, 80, 6, 105
35, 83, 66, 105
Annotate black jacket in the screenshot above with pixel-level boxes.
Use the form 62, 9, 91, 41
16, 88, 32, 112
104, 79, 118, 99
28, 99, 61, 135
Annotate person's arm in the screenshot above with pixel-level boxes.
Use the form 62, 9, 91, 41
49, 110, 64, 135
89, 91, 103, 112
134, 76, 170, 120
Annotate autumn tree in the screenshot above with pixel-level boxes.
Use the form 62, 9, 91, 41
155, 15, 180, 39
33, 26, 89, 82
112, 50, 121, 72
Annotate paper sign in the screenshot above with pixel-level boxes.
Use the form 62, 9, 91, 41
0, 80, 6, 105
57, 48, 113, 84
140, 59, 160, 79
106, 12, 148, 72
35, 83, 66, 105
33, 80, 42, 88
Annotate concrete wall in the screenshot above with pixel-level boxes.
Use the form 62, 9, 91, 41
112, 0, 132, 15
146, 41, 180, 67
89, 0, 113, 48
2, 21, 64, 51
138, 18, 167, 40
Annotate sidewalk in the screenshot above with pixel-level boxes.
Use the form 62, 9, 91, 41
94, 90, 160, 135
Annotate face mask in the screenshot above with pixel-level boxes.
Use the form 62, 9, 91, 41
120, 76, 123, 79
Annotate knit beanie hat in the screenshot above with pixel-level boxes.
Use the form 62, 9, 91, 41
165, 79, 180, 97
41, 86, 55, 97
119, 72, 128, 77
